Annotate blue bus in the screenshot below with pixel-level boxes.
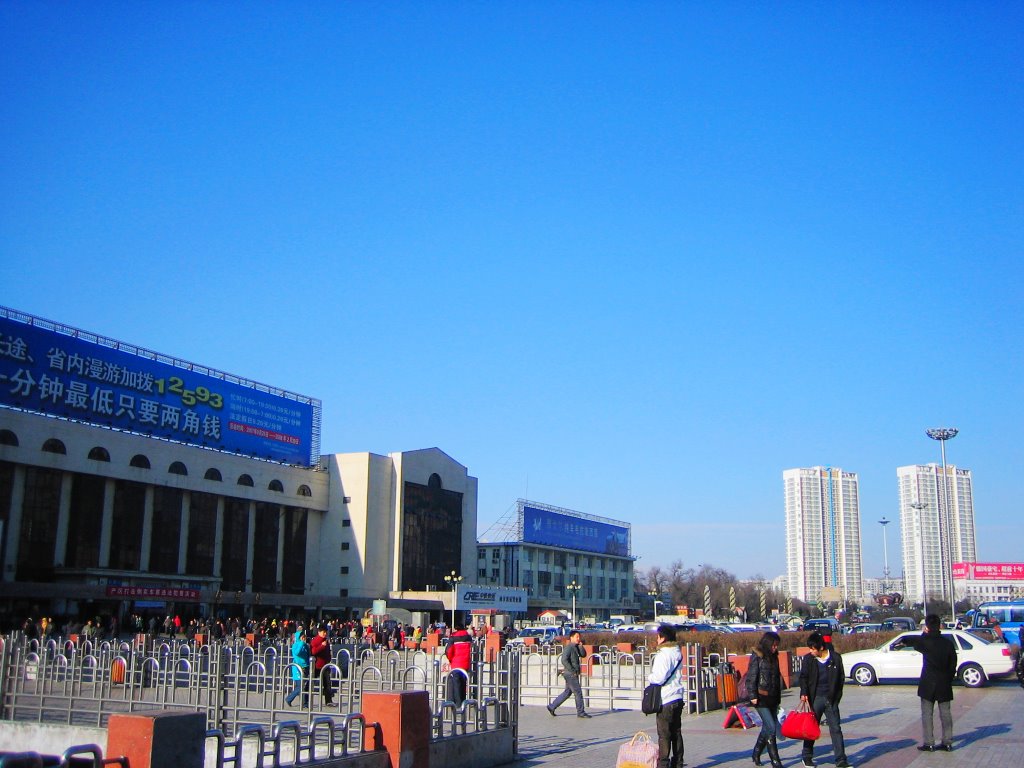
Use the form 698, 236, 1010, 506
971, 600, 1024, 646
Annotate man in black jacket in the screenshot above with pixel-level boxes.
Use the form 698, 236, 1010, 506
896, 614, 957, 752
798, 632, 850, 768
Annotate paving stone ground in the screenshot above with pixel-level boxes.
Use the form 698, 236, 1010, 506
511, 679, 1024, 768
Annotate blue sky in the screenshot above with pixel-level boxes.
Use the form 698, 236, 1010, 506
2, 3, 1021, 582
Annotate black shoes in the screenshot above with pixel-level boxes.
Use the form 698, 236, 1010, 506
577, 712, 592, 718
939, 744, 954, 752
917, 745, 934, 752
546, 705, 556, 716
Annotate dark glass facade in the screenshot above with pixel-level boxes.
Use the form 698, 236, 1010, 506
400, 479, 463, 590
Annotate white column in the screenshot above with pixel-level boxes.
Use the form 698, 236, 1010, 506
178, 491, 191, 574
98, 478, 115, 568
245, 502, 256, 591
140, 485, 155, 571
213, 497, 225, 578
2, 465, 27, 581
53, 472, 73, 567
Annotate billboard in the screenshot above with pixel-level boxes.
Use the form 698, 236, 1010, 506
0, 308, 320, 466
953, 562, 1024, 581
521, 503, 629, 556
457, 584, 528, 612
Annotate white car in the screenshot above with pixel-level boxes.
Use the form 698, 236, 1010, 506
843, 629, 1015, 688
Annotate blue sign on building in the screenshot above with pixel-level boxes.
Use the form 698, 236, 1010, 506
0, 309, 321, 466
522, 504, 630, 556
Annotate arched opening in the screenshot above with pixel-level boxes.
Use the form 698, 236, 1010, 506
428, 473, 443, 489
237, 474, 254, 487
297, 485, 312, 497
204, 468, 223, 481
268, 479, 284, 492
0, 429, 18, 446
130, 454, 151, 469
168, 461, 188, 476
42, 438, 67, 455
88, 446, 111, 462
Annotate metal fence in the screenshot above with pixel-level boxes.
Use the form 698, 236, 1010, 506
0, 635, 518, 743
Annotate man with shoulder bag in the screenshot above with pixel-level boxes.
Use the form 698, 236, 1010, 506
646, 624, 685, 768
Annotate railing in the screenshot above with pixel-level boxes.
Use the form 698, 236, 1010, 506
0, 743, 128, 767
0, 636, 518, 741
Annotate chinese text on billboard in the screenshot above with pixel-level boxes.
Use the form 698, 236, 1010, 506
522, 505, 629, 556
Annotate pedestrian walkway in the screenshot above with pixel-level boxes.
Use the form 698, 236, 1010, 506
514, 680, 1023, 767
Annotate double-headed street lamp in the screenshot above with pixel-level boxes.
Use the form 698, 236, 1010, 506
648, 589, 663, 622
567, 580, 582, 628
879, 517, 891, 592
444, 570, 463, 628
926, 427, 959, 620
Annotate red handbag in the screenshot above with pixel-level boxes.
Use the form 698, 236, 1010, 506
781, 700, 821, 741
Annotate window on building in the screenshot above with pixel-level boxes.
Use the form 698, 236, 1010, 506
297, 485, 312, 497
204, 468, 222, 481
492, 549, 500, 562
341, 566, 349, 575
130, 454, 151, 469
237, 474, 254, 487
479, 568, 487, 578
87, 446, 110, 461
342, 519, 351, 527
109, 479, 145, 572
168, 461, 188, 476
478, 548, 485, 560
341, 542, 350, 551
268, 479, 283, 492
492, 568, 499, 579
0, 429, 18, 446
42, 438, 66, 454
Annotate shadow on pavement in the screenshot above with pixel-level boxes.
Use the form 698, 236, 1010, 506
842, 707, 898, 723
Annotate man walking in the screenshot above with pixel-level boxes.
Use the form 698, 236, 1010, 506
897, 614, 957, 752
547, 630, 591, 718
648, 624, 685, 768
798, 632, 851, 768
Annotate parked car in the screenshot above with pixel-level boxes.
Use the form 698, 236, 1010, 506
879, 617, 918, 632
613, 624, 648, 634
506, 626, 561, 646
851, 623, 882, 634
843, 629, 1015, 688
801, 618, 841, 634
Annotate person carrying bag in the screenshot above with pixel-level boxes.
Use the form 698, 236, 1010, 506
645, 624, 686, 768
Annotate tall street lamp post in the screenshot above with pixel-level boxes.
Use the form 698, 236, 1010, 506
909, 501, 929, 618
444, 570, 463, 629
648, 589, 662, 622
879, 517, 891, 592
926, 427, 959, 620
567, 579, 582, 628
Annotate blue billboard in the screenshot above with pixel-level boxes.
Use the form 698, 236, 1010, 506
0, 309, 320, 466
522, 504, 630, 556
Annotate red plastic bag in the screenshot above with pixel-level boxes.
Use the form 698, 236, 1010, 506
780, 700, 821, 741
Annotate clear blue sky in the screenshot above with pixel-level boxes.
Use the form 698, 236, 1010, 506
2, 3, 1021, 582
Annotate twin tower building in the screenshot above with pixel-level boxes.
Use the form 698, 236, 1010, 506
784, 464, 976, 607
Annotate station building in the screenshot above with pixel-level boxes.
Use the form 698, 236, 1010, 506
0, 308, 478, 624
476, 499, 637, 622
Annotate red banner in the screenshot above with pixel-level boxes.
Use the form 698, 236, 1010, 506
952, 562, 1024, 581
105, 586, 201, 601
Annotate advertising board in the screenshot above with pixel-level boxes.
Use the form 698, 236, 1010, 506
953, 562, 1024, 581
0, 308, 320, 466
521, 504, 629, 556
457, 584, 528, 612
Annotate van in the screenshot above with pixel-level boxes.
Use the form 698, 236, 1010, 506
880, 617, 918, 632
802, 618, 841, 634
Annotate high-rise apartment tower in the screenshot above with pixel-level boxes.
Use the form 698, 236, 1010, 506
897, 464, 976, 606
784, 467, 864, 604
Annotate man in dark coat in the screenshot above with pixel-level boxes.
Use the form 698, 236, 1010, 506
798, 632, 850, 768
896, 614, 957, 752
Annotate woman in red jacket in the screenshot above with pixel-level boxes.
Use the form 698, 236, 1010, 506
445, 625, 473, 704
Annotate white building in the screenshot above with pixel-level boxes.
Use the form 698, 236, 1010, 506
477, 499, 636, 621
784, 467, 864, 604
0, 307, 479, 624
897, 464, 977, 606
952, 562, 1024, 605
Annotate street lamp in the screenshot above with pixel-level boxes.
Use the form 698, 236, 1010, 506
927, 427, 959, 621
909, 502, 929, 619
879, 517, 891, 592
567, 580, 582, 628
443, 570, 463, 629
648, 589, 662, 622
